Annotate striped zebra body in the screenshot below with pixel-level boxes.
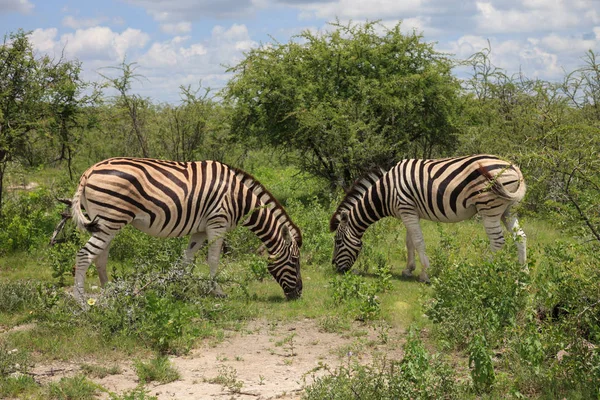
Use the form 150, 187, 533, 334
330, 154, 527, 282
71, 157, 302, 302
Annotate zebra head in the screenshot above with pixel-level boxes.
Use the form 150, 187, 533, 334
269, 225, 302, 300
332, 210, 362, 273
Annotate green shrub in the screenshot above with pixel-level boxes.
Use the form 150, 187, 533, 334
468, 333, 495, 393
425, 251, 530, 347
134, 356, 180, 384
0, 281, 40, 313
0, 188, 61, 254
109, 387, 158, 400
304, 328, 460, 399
330, 273, 381, 321
46, 375, 99, 400
0, 374, 38, 398
0, 341, 30, 377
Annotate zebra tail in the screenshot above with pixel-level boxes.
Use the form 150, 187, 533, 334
478, 164, 526, 202
71, 173, 101, 233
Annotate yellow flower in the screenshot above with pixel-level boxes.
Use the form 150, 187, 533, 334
87, 298, 97, 306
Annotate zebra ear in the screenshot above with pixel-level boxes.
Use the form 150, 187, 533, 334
282, 225, 293, 245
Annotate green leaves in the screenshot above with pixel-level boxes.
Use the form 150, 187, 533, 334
226, 21, 461, 189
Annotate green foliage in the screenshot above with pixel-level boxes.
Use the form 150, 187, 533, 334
330, 273, 381, 321
134, 356, 180, 385
208, 365, 244, 393
468, 333, 495, 393
425, 253, 530, 348
0, 187, 60, 254
46, 375, 99, 400
109, 387, 158, 400
47, 240, 81, 287
304, 329, 459, 399
0, 340, 30, 377
0, 374, 38, 398
0, 281, 39, 313
80, 363, 122, 379
139, 292, 195, 354
226, 20, 461, 189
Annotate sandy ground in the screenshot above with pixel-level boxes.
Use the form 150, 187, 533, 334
22, 319, 405, 399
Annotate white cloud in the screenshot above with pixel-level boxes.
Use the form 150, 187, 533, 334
124, 0, 256, 21
62, 15, 106, 29
30, 27, 150, 62
0, 0, 33, 14
474, 0, 590, 33
29, 28, 59, 53
445, 34, 586, 80
131, 23, 258, 102
295, 0, 424, 20
160, 22, 192, 35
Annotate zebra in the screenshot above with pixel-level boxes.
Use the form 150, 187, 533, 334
68, 157, 303, 303
330, 154, 527, 282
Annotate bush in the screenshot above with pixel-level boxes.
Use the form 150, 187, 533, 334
425, 251, 530, 348
304, 328, 460, 399
0, 281, 40, 313
134, 356, 180, 384
330, 273, 381, 321
0, 187, 61, 255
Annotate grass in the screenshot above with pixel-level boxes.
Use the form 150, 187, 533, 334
134, 356, 180, 384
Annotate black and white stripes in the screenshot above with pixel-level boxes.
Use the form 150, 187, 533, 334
330, 155, 527, 281
71, 157, 302, 302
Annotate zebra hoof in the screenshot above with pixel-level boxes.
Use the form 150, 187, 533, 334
419, 275, 431, 285
401, 269, 414, 278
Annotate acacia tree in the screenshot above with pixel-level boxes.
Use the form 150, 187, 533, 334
225, 21, 462, 189
0, 30, 89, 209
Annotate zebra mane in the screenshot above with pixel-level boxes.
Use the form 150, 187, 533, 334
329, 168, 386, 232
230, 166, 303, 248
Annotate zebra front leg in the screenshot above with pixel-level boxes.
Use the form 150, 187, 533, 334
401, 214, 431, 283
206, 232, 226, 297
183, 232, 207, 266
401, 230, 417, 278
502, 212, 527, 266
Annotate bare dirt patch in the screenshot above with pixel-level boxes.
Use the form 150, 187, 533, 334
28, 318, 406, 399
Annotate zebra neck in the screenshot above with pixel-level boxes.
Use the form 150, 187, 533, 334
348, 179, 392, 238
241, 207, 286, 255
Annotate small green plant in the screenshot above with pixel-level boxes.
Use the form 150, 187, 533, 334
468, 333, 495, 393
46, 375, 99, 400
276, 332, 297, 357
47, 240, 81, 287
134, 356, 180, 385
0, 342, 30, 377
81, 363, 122, 378
0, 281, 39, 313
208, 365, 244, 393
304, 330, 459, 399
140, 292, 195, 354
108, 386, 158, 400
0, 374, 38, 399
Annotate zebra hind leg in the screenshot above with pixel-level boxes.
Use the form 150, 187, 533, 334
74, 233, 113, 304
481, 216, 507, 262
502, 211, 527, 266
401, 230, 417, 278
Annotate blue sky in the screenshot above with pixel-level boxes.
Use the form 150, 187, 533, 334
1, 0, 599, 103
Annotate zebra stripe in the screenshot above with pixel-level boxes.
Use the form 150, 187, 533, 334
71, 157, 302, 303
330, 154, 527, 281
